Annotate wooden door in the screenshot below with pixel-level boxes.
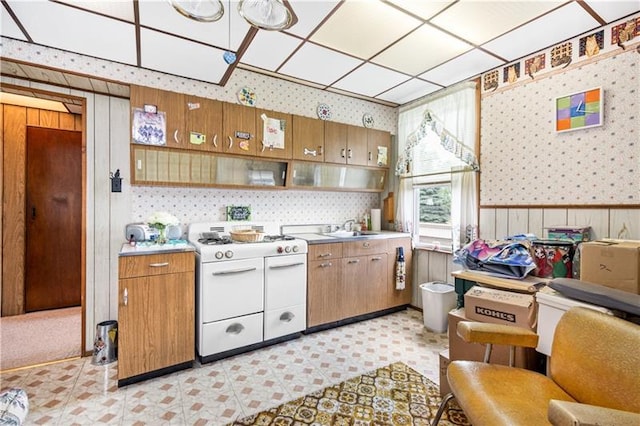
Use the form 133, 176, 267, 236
341, 256, 367, 318
292, 115, 324, 162
346, 125, 368, 166
307, 259, 341, 327
185, 95, 223, 152
25, 127, 82, 312
367, 128, 391, 167
255, 109, 292, 159
223, 103, 256, 155
130, 85, 185, 148
324, 121, 348, 164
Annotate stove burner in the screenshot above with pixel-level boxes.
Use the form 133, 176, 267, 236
198, 237, 232, 245
263, 234, 295, 242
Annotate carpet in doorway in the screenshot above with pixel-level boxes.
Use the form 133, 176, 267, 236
0, 306, 81, 371
229, 361, 469, 425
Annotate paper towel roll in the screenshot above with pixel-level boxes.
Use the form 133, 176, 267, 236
371, 209, 381, 231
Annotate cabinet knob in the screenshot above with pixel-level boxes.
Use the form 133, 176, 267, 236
320, 262, 333, 268
363, 242, 370, 248
318, 253, 332, 258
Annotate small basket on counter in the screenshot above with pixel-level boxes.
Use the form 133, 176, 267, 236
229, 228, 265, 242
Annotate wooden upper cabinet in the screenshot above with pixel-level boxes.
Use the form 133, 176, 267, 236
223, 103, 257, 156
130, 85, 185, 149
292, 115, 325, 162
255, 108, 292, 160
324, 121, 348, 164
347, 125, 368, 166
367, 128, 391, 168
184, 95, 223, 153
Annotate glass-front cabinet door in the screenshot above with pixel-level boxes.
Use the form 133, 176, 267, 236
290, 162, 386, 192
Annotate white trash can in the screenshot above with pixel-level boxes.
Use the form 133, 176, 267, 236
420, 282, 457, 333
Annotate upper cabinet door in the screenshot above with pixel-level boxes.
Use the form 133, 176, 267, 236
292, 115, 325, 162
255, 109, 292, 160
223, 103, 257, 156
324, 121, 348, 164
346, 125, 368, 166
367, 128, 391, 168
184, 96, 223, 153
130, 85, 185, 149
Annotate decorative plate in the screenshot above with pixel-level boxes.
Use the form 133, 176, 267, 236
237, 87, 257, 107
362, 113, 374, 128
316, 103, 332, 120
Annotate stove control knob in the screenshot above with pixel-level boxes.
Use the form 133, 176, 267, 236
215, 251, 224, 259
292, 245, 299, 253
284, 246, 292, 253
225, 250, 234, 259
277, 246, 284, 254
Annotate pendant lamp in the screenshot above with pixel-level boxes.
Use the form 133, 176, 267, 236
238, 0, 298, 31
170, 0, 224, 22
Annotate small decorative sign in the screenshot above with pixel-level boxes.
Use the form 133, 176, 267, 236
226, 205, 252, 221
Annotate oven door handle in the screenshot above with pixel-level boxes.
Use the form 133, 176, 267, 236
279, 311, 295, 322
225, 323, 245, 335
212, 267, 257, 276
269, 262, 305, 269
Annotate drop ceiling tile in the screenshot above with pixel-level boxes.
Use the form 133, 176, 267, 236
240, 30, 302, 72
372, 23, 472, 75
420, 48, 504, 87
138, 0, 250, 51
482, 2, 600, 61
6, 0, 137, 65
140, 28, 229, 83
284, 0, 340, 38
376, 78, 442, 105
1, 6, 27, 40
431, 0, 564, 45
584, 0, 640, 23
332, 63, 411, 97
278, 42, 362, 86
386, 0, 455, 20
310, 0, 421, 59
55, 0, 135, 22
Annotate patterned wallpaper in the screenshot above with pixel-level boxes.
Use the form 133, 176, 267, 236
480, 16, 639, 206
1, 37, 394, 226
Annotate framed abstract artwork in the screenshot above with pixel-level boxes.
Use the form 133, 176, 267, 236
555, 87, 603, 133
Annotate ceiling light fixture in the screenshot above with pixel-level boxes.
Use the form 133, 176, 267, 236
169, 0, 297, 31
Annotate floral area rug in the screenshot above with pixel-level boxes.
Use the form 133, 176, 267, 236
229, 361, 469, 425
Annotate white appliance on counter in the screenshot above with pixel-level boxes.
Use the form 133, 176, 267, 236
187, 222, 308, 363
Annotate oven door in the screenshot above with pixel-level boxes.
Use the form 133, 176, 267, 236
201, 257, 264, 323
264, 253, 307, 310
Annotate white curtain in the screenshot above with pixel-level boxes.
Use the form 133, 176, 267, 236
395, 81, 478, 246
451, 165, 478, 251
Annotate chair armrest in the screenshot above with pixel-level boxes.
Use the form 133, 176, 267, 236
457, 321, 539, 348
548, 400, 640, 426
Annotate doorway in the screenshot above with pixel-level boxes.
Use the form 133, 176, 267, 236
25, 127, 82, 312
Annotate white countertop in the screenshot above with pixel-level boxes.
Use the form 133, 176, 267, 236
119, 240, 195, 256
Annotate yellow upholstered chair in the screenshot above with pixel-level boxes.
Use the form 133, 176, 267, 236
432, 307, 640, 426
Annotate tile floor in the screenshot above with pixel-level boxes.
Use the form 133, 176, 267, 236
1, 308, 449, 425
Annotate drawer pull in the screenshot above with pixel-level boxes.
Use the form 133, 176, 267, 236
368, 151, 373, 161
212, 134, 218, 148
341, 148, 346, 158
149, 262, 169, 268
174, 129, 180, 144
123, 288, 128, 306
320, 262, 333, 268
318, 253, 332, 258
225, 323, 245, 335
348, 259, 360, 264
228, 135, 233, 149
280, 312, 295, 322
270, 262, 305, 269
213, 267, 257, 276
347, 148, 352, 159
363, 242, 370, 248
371, 256, 382, 261
304, 147, 317, 157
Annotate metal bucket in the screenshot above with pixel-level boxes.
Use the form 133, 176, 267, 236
92, 320, 118, 365
531, 240, 575, 278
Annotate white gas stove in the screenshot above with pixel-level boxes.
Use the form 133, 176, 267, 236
187, 222, 308, 362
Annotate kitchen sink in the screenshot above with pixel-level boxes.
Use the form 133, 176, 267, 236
321, 230, 379, 238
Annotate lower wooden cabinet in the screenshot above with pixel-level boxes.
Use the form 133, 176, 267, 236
118, 251, 195, 385
307, 237, 411, 328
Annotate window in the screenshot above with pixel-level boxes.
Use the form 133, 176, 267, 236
414, 183, 453, 251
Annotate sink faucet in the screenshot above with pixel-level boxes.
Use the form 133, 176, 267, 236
343, 219, 356, 231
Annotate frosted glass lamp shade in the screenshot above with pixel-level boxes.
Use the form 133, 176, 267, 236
170, 0, 224, 22
238, 0, 298, 31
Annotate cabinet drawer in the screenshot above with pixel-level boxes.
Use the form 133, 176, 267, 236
342, 239, 387, 257
119, 252, 194, 278
308, 243, 343, 260
199, 313, 263, 356
264, 304, 306, 341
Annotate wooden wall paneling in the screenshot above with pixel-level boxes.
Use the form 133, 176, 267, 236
92, 94, 111, 328
543, 209, 567, 229
109, 97, 130, 321
568, 208, 609, 240
74, 114, 83, 131
39, 110, 59, 128
428, 251, 450, 283
609, 209, 640, 240
528, 209, 544, 238
2, 105, 27, 316
495, 209, 509, 240
413, 250, 429, 308
508, 208, 529, 236
479, 208, 496, 240
26, 108, 39, 125
59, 112, 76, 130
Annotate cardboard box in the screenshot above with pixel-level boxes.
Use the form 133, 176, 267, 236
464, 286, 537, 330
439, 349, 451, 397
580, 240, 640, 294
448, 308, 539, 370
